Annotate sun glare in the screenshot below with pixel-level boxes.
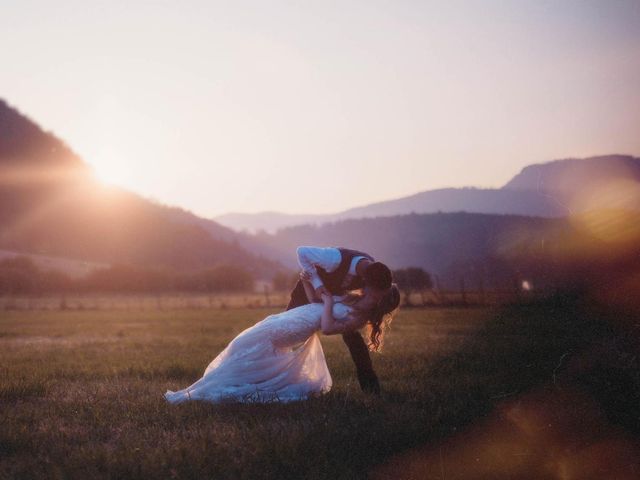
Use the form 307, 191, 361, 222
89, 150, 133, 187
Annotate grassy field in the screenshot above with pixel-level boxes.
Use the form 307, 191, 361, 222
1, 300, 639, 479
0, 290, 522, 312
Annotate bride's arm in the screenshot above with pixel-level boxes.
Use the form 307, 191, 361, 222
320, 294, 365, 335
300, 271, 320, 303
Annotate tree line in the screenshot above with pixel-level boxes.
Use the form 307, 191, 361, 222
0, 256, 436, 301
0, 257, 255, 294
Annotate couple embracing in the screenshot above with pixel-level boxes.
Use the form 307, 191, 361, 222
165, 246, 400, 404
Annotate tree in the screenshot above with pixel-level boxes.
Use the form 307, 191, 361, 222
0, 256, 39, 294
272, 270, 297, 292
197, 265, 254, 292
393, 267, 432, 306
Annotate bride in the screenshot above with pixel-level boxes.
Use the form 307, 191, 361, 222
164, 274, 400, 404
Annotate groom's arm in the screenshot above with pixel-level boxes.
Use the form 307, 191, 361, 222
296, 246, 341, 291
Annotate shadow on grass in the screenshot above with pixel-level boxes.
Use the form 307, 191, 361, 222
372, 289, 640, 479
429, 290, 638, 433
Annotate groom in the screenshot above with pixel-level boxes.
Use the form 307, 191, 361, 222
286, 246, 393, 394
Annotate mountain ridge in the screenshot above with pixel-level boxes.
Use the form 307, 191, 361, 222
215, 154, 640, 233
4, 96, 639, 286
0, 98, 279, 276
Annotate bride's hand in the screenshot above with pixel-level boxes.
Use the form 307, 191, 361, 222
299, 270, 312, 283
321, 292, 334, 305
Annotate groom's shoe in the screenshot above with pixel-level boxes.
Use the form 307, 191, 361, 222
358, 373, 381, 395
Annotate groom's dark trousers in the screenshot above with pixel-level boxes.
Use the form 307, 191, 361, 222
286, 280, 381, 394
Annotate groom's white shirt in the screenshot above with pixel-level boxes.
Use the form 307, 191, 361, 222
296, 246, 365, 290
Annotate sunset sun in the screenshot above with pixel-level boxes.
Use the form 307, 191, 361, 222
89, 149, 133, 187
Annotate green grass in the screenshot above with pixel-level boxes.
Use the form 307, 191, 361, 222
0, 307, 488, 479
1, 300, 638, 479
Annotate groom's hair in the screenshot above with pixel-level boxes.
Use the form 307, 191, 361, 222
363, 262, 393, 291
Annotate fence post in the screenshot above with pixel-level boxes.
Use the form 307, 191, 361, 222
460, 277, 467, 306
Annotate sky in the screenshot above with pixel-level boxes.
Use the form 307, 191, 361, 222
1, 0, 639, 217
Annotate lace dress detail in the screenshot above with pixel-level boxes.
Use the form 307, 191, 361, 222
165, 300, 352, 403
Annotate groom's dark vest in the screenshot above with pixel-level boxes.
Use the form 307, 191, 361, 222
316, 248, 374, 295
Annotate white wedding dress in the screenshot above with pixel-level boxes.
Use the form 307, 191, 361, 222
164, 299, 353, 404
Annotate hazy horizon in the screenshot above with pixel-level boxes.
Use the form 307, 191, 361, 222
2, 0, 639, 217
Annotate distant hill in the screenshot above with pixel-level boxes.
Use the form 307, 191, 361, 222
503, 154, 640, 214
503, 154, 640, 192
250, 210, 631, 289
0, 98, 278, 277
0, 249, 108, 279
336, 187, 566, 218
5, 96, 637, 289
215, 211, 326, 234
217, 189, 565, 234
215, 154, 640, 232
251, 211, 564, 270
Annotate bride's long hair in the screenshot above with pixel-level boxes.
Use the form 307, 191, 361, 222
346, 284, 400, 352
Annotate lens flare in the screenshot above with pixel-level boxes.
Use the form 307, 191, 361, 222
89, 149, 133, 187
569, 179, 640, 248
